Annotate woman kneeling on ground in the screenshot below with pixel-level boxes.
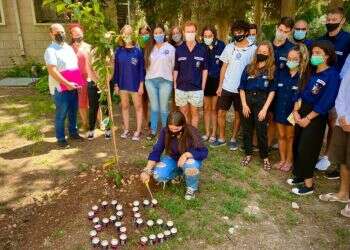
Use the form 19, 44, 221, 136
140, 111, 208, 200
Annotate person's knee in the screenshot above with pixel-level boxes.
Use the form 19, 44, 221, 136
153, 162, 169, 182
183, 158, 201, 171
279, 132, 287, 140
218, 110, 226, 119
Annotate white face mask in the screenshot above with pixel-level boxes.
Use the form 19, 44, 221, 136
204, 37, 213, 46
275, 30, 287, 41
185, 32, 196, 42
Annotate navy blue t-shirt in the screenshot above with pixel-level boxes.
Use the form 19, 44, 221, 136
301, 67, 340, 115
319, 30, 350, 72
273, 39, 295, 72
202, 40, 225, 78
174, 43, 208, 91
112, 46, 145, 92
274, 69, 300, 124
238, 66, 275, 92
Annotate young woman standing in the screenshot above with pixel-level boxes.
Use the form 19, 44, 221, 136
112, 25, 145, 141
201, 26, 225, 143
288, 40, 341, 195
273, 45, 309, 172
145, 25, 175, 140
239, 41, 276, 170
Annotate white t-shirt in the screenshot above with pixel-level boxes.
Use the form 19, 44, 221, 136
44, 42, 79, 95
220, 43, 256, 93
146, 42, 175, 82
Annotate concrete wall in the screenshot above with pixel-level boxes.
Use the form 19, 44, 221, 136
0, 0, 51, 70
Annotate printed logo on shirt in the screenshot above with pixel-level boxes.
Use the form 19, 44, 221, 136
178, 57, 187, 61
196, 61, 201, 68
292, 86, 298, 90
215, 55, 220, 58
131, 57, 138, 65
194, 56, 204, 61
278, 83, 283, 87
279, 57, 287, 61
216, 59, 220, 64
247, 75, 255, 79
335, 51, 344, 56
262, 75, 268, 79
264, 80, 269, 88
311, 79, 326, 95
163, 50, 170, 55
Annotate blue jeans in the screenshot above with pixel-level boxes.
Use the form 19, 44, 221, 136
153, 155, 202, 191
54, 89, 78, 141
145, 78, 173, 134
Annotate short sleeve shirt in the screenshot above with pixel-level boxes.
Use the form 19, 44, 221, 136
220, 43, 256, 93
44, 42, 78, 95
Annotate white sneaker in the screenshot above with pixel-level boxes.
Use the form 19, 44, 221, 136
184, 187, 196, 200
315, 156, 331, 171
87, 131, 94, 140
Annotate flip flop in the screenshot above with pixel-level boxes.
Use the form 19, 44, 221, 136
280, 163, 293, 172
274, 161, 285, 170
319, 193, 350, 203
340, 204, 350, 218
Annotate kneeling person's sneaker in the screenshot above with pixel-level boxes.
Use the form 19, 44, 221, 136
325, 169, 340, 180
292, 185, 314, 196
286, 177, 304, 186
87, 131, 94, 140
210, 139, 226, 148
184, 187, 196, 200
105, 130, 111, 140
57, 140, 69, 149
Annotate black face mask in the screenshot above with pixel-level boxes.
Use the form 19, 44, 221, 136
326, 22, 340, 33
170, 129, 183, 138
54, 33, 65, 43
256, 53, 268, 62
233, 34, 246, 42
72, 37, 83, 44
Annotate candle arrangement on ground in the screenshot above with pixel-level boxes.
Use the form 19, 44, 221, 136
87, 198, 178, 248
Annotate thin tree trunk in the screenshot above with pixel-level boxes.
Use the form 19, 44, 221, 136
254, 0, 263, 38
329, 0, 344, 7
281, 0, 296, 17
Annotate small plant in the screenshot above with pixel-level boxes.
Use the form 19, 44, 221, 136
17, 125, 43, 141
106, 169, 123, 187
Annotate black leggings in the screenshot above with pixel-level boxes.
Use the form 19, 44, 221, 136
88, 81, 109, 131
293, 103, 327, 179
241, 91, 269, 159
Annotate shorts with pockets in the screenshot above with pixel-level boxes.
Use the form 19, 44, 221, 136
329, 126, 350, 168
175, 89, 204, 108
217, 89, 241, 112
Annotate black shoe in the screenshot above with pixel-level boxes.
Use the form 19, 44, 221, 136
325, 170, 340, 180
292, 185, 314, 196
70, 134, 84, 140
286, 177, 304, 186
57, 140, 70, 149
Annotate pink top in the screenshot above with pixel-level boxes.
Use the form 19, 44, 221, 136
59, 68, 85, 91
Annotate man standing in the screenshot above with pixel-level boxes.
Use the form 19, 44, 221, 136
44, 23, 83, 148
173, 21, 208, 128
317, 7, 350, 177
292, 19, 313, 48
211, 20, 256, 150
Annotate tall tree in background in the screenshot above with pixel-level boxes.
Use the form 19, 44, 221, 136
281, 0, 297, 17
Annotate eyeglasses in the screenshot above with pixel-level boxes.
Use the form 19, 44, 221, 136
294, 28, 307, 31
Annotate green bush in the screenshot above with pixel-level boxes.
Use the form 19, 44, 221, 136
3, 60, 47, 78
35, 75, 50, 94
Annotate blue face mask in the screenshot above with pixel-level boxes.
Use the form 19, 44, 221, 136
293, 30, 307, 41
154, 34, 165, 44
247, 35, 256, 44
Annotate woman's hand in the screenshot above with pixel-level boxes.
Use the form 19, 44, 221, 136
178, 152, 191, 167
293, 111, 301, 123
242, 104, 251, 118
140, 172, 150, 183
298, 117, 311, 128
114, 85, 120, 95
138, 84, 144, 96
258, 108, 267, 121
339, 116, 350, 132
216, 86, 222, 97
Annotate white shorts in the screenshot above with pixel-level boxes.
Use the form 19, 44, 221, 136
175, 89, 203, 108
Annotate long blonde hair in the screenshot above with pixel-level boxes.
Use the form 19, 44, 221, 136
247, 40, 275, 80
288, 44, 310, 89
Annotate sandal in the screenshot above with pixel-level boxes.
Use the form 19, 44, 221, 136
263, 159, 272, 171
319, 193, 350, 203
340, 204, 350, 218
201, 135, 209, 142
209, 136, 216, 143
280, 163, 292, 172
274, 161, 285, 170
120, 130, 130, 139
241, 155, 252, 167
132, 131, 141, 141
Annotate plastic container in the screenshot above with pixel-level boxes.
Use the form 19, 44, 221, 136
116, 204, 123, 211
157, 233, 164, 243
111, 200, 118, 207
110, 238, 119, 249
143, 199, 150, 208
92, 205, 99, 213
101, 201, 108, 209
148, 234, 156, 245
116, 211, 124, 221
151, 199, 158, 207
119, 226, 127, 234
166, 220, 174, 229
88, 211, 95, 220
132, 200, 140, 207
92, 217, 100, 224
91, 237, 100, 247
102, 218, 109, 227
170, 227, 177, 236
89, 230, 97, 238
156, 219, 164, 227
101, 239, 109, 249
146, 220, 154, 227
110, 215, 117, 224
119, 234, 127, 246
94, 224, 102, 232
140, 236, 148, 246
164, 230, 171, 240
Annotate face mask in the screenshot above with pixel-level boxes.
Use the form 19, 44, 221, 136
233, 34, 245, 42
172, 34, 182, 43
286, 60, 299, 69
310, 55, 324, 66
204, 37, 213, 46
293, 30, 306, 41
256, 53, 268, 62
247, 35, 256, 44
275, 30, 287, 41
54, 33, 65, 43
72, 36, 83, 44
154, 34, 165, 44
123, 35, 132, 44
326, 22, 340, 33
185, 32, 196, 42
142, 34, 150, 43
170, 129, 183, 137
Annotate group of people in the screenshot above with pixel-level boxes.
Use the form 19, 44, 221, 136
44, 7, 350, 216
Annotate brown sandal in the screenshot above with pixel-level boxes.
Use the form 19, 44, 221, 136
241, 156, 252, 167
263, 159, 272, 171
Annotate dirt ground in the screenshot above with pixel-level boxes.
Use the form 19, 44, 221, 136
0, 87, 349, 250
